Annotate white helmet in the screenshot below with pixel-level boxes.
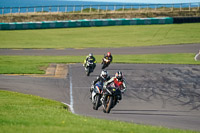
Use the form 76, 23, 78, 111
101, 70, 108, 79
115, 71, 123, 81
89, 53, 93, 57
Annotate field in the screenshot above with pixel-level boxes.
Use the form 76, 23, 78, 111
0, 23, 200, 49
0, 53, 200, 74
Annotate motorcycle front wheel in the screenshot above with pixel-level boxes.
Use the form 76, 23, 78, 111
101, 63, 108, 69
86, 71, 90, 76
85, 68, 90, 76
93, 94, 101, 110
103, 96, 113, 113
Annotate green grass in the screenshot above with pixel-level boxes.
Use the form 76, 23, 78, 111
0, 53, 199, 74
0, 23, 200, 49
114, 54, 200, 64
0, 55, 85, 74
0, 90, 199, 133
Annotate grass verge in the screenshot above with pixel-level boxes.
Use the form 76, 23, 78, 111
0, 53, 199, 74
0, 90, 199, 133
0, 23, 200, 49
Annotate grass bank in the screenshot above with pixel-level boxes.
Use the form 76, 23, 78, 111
0, 9, 199, 23
0, 90, 198, 133
0, 23, 200, 49
0, 53, 199, 74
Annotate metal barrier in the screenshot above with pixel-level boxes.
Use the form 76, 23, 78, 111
0, 2, 199, 15
0, 17, 173, 30
173, 17, 200, 23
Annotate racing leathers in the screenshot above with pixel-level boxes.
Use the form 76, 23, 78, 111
102, 77, 126, 102
83, 55, 96, 70
102, 54, 113, 66
91, 75, 111, 92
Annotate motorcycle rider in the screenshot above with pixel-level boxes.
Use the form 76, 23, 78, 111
83, 53, 96, 70
90, 70, 111, 99
101, 71, 126, 103
102, 52, 113, 69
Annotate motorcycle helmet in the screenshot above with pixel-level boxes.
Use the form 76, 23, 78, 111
89, 53, 93, 57
115, 71, 123, 81
107, 52, 111, 57
101, 70, 108, 79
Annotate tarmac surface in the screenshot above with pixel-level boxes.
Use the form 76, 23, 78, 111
0, 43, 199, 55
0, 44, 200, 131
70, 63, 200, 131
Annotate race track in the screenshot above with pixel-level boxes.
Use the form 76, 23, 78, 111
0, 44, 199, 55
0, 44, 200, 131
70, 63, 200, 131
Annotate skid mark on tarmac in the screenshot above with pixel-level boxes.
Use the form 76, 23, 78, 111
46, 64, 68, 78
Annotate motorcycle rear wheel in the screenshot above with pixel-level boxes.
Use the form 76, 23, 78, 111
101, 63, 108, 69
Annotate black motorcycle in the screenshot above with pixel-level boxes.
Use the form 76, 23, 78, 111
101, 58, 111, 69
91, 82, 103, 110
85, 60, 95, 76
102, 86, 122, 113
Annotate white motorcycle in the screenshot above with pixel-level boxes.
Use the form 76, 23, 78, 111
91, 82, 103, 110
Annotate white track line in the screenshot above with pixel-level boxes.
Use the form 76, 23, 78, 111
61, 102, 74, 113
194, 50, 200, 61
69, 65, 75, 114
62, 65, 75, 114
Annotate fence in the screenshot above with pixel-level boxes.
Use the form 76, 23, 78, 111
0, 2, 200, 15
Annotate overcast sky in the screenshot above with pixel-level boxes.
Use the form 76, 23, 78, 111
66, 0, 200, 4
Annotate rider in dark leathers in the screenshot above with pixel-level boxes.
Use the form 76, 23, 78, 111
101, 71, 126, 103
83, 53, 96, 70
90, 70, 111, 99
102, 52, 113, 69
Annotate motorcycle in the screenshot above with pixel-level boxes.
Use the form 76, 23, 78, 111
102, 86, 122, 113
91, 82, 103, 110
85, 60, 95, 76
101, 58, 111, 69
